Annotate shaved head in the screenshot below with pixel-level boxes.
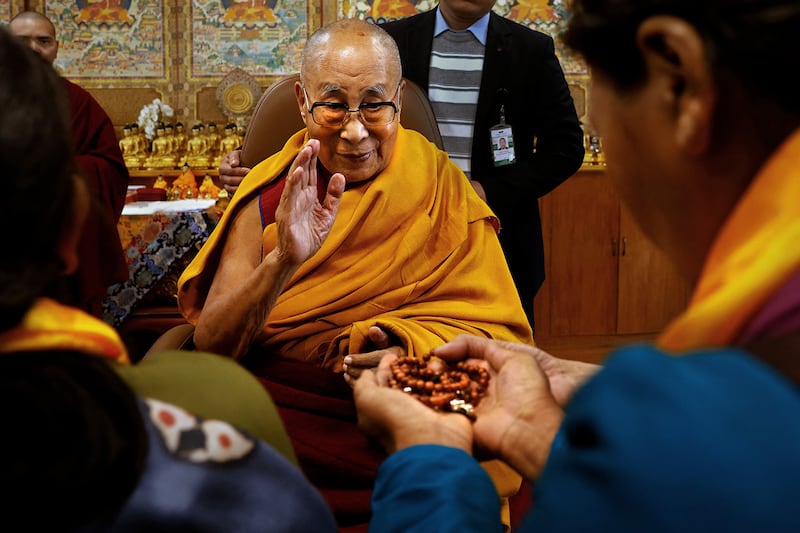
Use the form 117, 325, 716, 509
9, 11, 58, 65
10, 11, 56, 35
301, 19, 401, 84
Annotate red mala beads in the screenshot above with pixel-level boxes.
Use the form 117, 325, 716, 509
389, 353, 490, 419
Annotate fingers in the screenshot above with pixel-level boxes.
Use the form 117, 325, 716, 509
286, 139, 318, 182
433, 334, 539, 370
219, 150, 250, 193
327, 173, 346, 201
343, 347, 402, 382
368, 325, 391, 349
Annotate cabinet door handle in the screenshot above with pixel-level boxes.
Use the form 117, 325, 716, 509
622, 237, 627, 256
611, 238, 617, 256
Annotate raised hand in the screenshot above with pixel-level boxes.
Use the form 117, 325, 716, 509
274, 139, 346, 266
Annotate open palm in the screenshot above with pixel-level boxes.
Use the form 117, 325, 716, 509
275, 139, 345, 265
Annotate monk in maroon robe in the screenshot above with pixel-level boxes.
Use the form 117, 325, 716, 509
65, 78, 130, 316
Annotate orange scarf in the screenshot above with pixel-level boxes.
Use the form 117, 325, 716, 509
0, 298, 129, 364
659, 129, 800, 351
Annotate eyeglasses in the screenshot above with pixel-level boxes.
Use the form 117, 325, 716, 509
303, 84, 400, 128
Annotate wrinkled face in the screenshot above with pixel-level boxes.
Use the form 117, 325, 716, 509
9, 16, 58, 65
297, 34, 402, 184
438, 0, 496, 29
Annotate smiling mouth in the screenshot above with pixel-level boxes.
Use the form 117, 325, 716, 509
341, 151, 372, 161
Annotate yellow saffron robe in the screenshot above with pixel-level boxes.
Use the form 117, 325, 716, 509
659, 129, 800, 350
0, 297, 129, 363
179, 126, 533, 364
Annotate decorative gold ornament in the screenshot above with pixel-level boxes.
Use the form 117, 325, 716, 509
216, 68, 263, 122
223, 84, 254, 114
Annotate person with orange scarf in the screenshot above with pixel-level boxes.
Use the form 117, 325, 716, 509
351, 0, 800, 530
177, 19, 532, 530
0, 27, 334, 531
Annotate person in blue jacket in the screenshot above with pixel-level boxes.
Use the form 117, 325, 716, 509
352, 0, 800, 530
355, 335, 800, 532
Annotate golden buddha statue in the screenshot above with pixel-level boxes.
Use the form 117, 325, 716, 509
199, 174, 221, 199
131, 123, 148, 155
170, 163, 200, 200
205, 122, 222, 163
186, 124, 211, 169
145, 123, 178, 170
173, 122, 188, 165
153, 174, 169, 190
215, 123, 244, 168
119, 124, 144, 169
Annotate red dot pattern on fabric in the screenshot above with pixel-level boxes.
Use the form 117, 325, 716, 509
158, 409, 176, 426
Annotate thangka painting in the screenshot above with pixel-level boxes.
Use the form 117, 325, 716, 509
337, 0, 586, 75
45, 0, 166, 79
190, 0, 309, 79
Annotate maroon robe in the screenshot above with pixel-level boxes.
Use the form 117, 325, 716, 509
56, 79, 129, 317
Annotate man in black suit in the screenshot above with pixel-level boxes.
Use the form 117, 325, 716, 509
380, 1, 585, 331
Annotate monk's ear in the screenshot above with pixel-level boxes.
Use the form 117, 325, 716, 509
637, 16, 715, 155
396, 79, 406, 115
295, 80, 309, 125
56, 175, 89, 276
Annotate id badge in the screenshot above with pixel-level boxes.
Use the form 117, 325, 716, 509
490, 124, 516, 167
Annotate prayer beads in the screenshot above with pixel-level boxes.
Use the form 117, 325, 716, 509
389, 353, 489, 419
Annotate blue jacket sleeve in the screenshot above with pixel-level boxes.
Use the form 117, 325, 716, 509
370, 445, 505, 533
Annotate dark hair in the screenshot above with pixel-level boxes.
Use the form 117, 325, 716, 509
0, 350, 148, 529
564, 0, 800, 115
0, 26, 75, 329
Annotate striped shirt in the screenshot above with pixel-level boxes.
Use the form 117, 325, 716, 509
429, 29, 485, 178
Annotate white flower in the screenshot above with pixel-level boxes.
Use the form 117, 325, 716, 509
137, 98, 174, 141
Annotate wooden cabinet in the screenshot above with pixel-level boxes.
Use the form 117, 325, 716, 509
533, 168, 691, 341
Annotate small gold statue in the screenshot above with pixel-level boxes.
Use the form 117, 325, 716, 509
153, 174, 169, 190
185, 124, 211, 169
199, 174, 221, 199
169, 163, 199, 199
145, 123, 178, 170
119, 124, 144, 169
215, 123, 244, 168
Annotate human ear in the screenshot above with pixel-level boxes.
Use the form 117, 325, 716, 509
294, 80, 309, 125
637, 16, 715, 155
56, 175, 89, 276
396, 79, 406, 115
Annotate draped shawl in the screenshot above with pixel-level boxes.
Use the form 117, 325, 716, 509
0, 297, 128, 363
659, 129, 800, 350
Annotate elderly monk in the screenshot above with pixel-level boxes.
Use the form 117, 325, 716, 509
178, 18, 532, 531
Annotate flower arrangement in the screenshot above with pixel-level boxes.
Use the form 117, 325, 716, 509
137, 98, 174, 141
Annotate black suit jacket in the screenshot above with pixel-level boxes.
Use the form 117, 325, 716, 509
382, 11, 584, 317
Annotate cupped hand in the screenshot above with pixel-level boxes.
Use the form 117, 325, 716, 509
218, 149, 250, 193
274, 139, 346, 266
352, 353, 474, 454
432, 335, 563, 476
